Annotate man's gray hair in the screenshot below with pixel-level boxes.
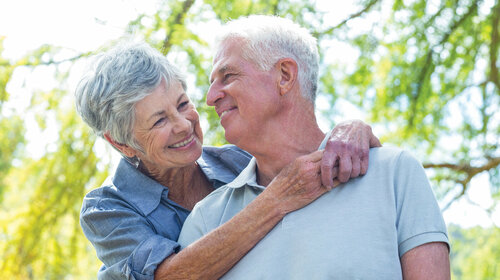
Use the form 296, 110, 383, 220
214, 15, 319, 103
74, 42, 186, 162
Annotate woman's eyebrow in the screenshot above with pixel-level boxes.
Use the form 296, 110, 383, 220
147, 110, 166, 122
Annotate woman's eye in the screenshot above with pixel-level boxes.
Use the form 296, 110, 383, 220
153, 117, 166, 127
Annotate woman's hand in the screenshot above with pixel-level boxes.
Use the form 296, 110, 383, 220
160, 151, 334, 280
321, 119, 381, 187
264, 150, 339, 215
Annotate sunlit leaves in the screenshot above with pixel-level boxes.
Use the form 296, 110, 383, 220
449, 225, 500, 279
0, 116, 24, 203
0, 110, 108, 279
0, 37, 13, 105
0, 0, 499, 278
0, 42, 107, 278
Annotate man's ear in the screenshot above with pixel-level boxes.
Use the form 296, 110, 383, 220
277, 58, 298, 96
103, 133, 137, 158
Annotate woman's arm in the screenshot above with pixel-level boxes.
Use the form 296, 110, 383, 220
154, 120, 379, 279
155, 151, 335, 280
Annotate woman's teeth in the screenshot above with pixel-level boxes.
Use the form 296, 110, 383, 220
169, 135, 194, 148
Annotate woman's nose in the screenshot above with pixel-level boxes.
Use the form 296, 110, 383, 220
172, 114, 191, 134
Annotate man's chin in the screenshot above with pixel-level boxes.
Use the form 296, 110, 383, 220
224, 130, 240, 146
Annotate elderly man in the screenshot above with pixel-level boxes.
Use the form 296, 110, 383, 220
178, 15, 450, 279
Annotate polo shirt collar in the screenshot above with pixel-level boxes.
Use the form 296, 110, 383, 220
225, 131, 331, 190
226, 157, 261, 189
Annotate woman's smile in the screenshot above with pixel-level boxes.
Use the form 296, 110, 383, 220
169, 134, 195, 149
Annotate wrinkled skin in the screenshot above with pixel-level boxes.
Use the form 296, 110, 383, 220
322, 119, 382, 187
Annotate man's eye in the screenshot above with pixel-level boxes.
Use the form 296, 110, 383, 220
223, 73, 235, 82
178, 101, 189, 109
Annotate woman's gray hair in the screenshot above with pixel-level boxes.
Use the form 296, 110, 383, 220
74, 42, 186, 163
214, 15, 319, 104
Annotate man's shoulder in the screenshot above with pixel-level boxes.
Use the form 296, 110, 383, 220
369, 146, 402, 158
194, 184, 237, 212
191, 181, 254, 229
369, 146, 420, 166
179, 184, 243, 248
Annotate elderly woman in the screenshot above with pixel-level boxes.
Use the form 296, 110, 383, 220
75, 42, 379, 279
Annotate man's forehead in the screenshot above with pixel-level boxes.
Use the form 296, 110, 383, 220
213, 39, 244, 64
210, 44, 242, 80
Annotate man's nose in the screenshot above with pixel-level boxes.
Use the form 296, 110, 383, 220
206, 82, 225, 106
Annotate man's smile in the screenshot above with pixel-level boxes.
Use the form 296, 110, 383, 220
217, 106, 238, 119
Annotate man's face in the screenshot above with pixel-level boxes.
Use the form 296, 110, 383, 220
207, 39, 281, 147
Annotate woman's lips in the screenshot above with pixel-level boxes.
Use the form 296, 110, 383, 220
168, 134, 195, 148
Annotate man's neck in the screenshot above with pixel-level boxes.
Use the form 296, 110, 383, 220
249, 108, 325, 186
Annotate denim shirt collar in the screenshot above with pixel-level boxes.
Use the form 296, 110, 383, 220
112, 146, 251, 215
197, 146, 250, 188
112, 158, 166, 216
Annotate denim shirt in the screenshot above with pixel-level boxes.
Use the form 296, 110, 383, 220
80, 145, 252, 280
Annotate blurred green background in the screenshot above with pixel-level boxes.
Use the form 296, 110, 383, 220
0, 0, 498, 278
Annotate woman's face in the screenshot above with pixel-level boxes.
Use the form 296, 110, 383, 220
130, 79, 203, 174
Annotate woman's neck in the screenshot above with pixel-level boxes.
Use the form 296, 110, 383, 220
140, 162, 213, 210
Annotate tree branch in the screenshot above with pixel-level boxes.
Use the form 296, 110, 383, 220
19, 52, 92, 67
271, 0, 280, 14
315, 0, 380, 36
424, 156, 500, 206
423, 156, 500, 175
0, 52, 91, 68
441, 184, 467, 212
489, 0, 500, 90
409, 0, 482, 126
162, 0, 195, 54
430, 157, 500, 211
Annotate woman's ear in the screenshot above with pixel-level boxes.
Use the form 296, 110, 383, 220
277, 58, 298, 96
103, 133, 137, 158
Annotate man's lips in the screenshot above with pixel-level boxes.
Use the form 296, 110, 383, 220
217, 106, 237, 118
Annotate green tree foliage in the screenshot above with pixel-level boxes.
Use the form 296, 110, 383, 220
0, 47, 107, 278
0, 0, 498, 278
330, 0, 500, 209
0, 37, 25, 203
449, 225, 500, 279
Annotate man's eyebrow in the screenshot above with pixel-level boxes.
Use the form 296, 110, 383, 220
210, 65, 233, 84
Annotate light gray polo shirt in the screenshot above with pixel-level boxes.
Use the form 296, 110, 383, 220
178, 145, 449, 279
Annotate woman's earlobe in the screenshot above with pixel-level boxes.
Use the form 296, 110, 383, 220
104, 133, 137, 158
